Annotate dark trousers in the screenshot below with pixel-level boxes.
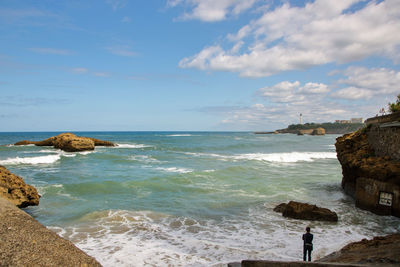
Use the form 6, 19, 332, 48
303, 245, 312, 261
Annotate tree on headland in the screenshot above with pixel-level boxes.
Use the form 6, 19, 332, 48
388, 94, 400, 113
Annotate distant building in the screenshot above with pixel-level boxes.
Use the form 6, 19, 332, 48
351, 118, 363, 123
335, 118, 363, 124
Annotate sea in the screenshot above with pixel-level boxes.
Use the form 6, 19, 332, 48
0, 132, 399, 266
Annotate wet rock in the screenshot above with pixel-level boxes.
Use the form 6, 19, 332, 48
274, 201, 338, 222
0, 165, 39, 208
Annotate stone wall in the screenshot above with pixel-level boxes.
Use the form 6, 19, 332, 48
367, 124, 400, 161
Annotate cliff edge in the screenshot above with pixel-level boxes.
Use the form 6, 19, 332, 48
335, 112, 400, 217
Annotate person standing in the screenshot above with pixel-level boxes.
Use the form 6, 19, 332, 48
302, 226, 313, 261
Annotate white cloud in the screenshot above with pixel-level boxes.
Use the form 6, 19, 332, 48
332, 86, 374, 100
259, 81, 329, 103
169, 0, 258, 22
332, 66, 400, 100
29, 47, 73, 55
180, 0, 400, 77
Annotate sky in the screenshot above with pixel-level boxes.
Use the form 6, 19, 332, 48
0, 0, 399, 131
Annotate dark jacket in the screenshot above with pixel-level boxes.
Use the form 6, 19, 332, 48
302, 233, 313, 249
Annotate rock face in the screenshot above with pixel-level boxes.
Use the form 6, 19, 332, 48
52, 133, 95, 152
15, 132, 115, 152
0, 197, 102, 266
0, 166, 40, 208
319, 234, 400, 265
274, 201, 338, 222
335, 126, 400, 217
311, 127, 326, 135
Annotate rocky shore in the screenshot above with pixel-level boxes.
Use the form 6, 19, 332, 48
0, 162, 103, 265
0, 197, 101, 266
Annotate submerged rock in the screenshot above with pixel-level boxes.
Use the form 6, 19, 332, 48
274, 201, 338, 222
14, 132, 115, 152
0, 165, 40, 208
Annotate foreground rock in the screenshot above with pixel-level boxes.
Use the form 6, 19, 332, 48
319, 234, 400, 265
15, 132, 115, 152
274, 201, 338, 222
0, 197, 101, 266
335, 122, 400, 217
0, 165, 39, 208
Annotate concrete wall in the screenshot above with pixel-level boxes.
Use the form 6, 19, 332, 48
355, 178, 400, 217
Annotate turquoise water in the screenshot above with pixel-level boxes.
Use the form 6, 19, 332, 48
1, 132, 399, 266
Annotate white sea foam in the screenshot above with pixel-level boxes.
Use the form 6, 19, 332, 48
0, 155, 61, 165
155, 167, 193, 173
116, 143, 152, 149
184, 151, 337, 163
51, 206, 400, 267
129, 155, 160, 163
232, 152, 337, 163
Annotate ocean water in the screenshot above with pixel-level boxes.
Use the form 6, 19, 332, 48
0, 132, 399, 266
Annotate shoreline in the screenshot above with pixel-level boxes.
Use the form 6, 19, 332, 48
1, 130, 398, 262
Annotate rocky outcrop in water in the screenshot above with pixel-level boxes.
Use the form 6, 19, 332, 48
319, 234, 400, 265
335, 117, 400, 217
0, 197, 102, 266
274, 201, 338, 222
311, 127, 326, 135
0, 165, 39, 208
15, 132, 115, 152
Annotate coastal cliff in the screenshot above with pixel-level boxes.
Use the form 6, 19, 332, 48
335, 112, 400, 217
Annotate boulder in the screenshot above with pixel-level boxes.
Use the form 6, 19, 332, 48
52, 133, 95, 152
274, 201, 338, 222
273, 203, 287, 213
14, 132, 115, 152
0, 165, 40, 208
311, 127, 326, 135
319, 234, 400, 265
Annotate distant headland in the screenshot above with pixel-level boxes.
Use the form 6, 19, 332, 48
256, 118, 365, 135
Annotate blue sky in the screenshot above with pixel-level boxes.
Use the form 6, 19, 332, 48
1, 0, 399, 131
